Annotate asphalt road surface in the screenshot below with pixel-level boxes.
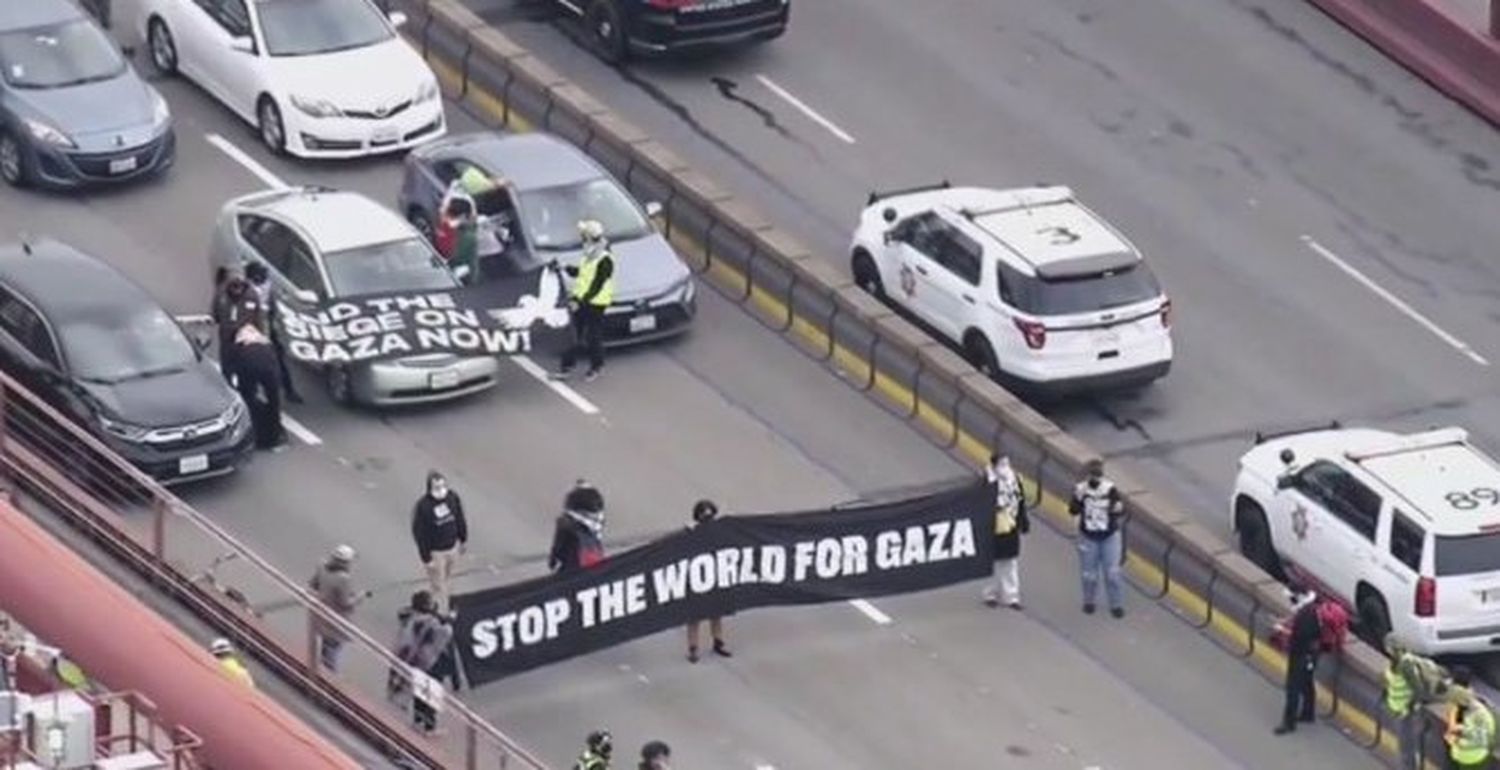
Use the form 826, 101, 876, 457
0, 17, 1385, 770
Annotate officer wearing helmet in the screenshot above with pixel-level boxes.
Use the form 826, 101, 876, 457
552, 219, 616, 383
573, 729, 612, 769
209, 637, 255, 688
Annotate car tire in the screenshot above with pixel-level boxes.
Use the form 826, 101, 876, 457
147, 18, 178, 76
963, 331, 1001, 380
1234, 499, 1285, 581
0, 131, 28, 188
852, 250, 886, 302
325, 365, 354, 406
1356, 590, 1392, 647
584, 1, 628, 64
408, 208, 435, 244
257, 97, 287, 156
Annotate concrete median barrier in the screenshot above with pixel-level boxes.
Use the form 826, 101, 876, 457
388, 0, 1482, 763
1303, 0, 1500, 127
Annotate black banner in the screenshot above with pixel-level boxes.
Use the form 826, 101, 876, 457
277, 266, 572, 365
453, 479, 994, 685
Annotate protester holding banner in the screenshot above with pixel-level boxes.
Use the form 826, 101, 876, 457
550, 481, 607, 574
392, 591, 453, 735
552, 220, 616, 383
411, 472, 469, 614
685, 499, 732, 663
982, 453, 1029, 610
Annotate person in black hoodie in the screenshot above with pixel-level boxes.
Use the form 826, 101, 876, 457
685, 499, 731, 663
549, 480, 606, 573
411, 472, 468, 615
1274, 584, 1323, 735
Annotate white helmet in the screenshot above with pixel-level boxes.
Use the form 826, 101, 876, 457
331, 544, 356, 563
209, 638, 233, 656
577, 219, 606, 244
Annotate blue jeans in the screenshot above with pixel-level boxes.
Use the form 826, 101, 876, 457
1078, 531, 1124, 609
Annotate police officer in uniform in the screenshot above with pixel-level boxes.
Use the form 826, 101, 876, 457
1384, 633, 1451, 770
210, 638, 254, 688
1446, 687, 1496, 769
574, 729, 613, 770
1274, 584, 1322, 735
553, 220, 615, 382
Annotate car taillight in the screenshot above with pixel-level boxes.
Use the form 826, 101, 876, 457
1160, 297, 1172, 328
1415, 577, 1437, 617
1014, 318, 1047, 350
646, 0, 696, 8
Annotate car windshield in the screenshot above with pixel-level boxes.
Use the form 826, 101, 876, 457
59, 305, 197, 384
322, 238, 458, 297
1000, 261, 1162, 316
518, 179, 651, 253
257, 0, 392, 57
1435, 532, 1500, 576
0, 19, 125, 89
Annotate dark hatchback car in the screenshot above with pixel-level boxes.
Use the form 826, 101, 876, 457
0, 0, 175, 189
564, 0, 789, 62
400, 132, 695, 345
0, 240, 252, 485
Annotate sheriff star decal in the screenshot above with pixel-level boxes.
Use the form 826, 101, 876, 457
899, 264, 917, 297
1291, 502, 1309, 541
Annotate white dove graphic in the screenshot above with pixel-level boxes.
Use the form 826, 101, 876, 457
488, 263, 572, 330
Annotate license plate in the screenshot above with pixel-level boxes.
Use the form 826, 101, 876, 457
371, 126, 400, 144
684, 0, 754, 10
630, 314, 657, 334
179, 454, 209, 475
109, 156, 138, 174
429, 370, 460, 390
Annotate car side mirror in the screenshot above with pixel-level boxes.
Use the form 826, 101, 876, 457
388, 11, 408, 28
228, 36, 254, 54
292, 288, 320, 305
644, 201, 664, 218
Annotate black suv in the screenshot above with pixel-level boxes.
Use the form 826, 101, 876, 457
566, 0, 789, 62
0, 239, 253, 486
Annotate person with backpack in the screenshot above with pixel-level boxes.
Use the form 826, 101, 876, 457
392, 590, 453, 735
550, 481, 606, 574
1384, 633, 1452, 770
1273, 584, 1324, 735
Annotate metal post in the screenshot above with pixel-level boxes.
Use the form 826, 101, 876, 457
1492, 0, 1498, 39
0, 380, 10, 502
151, 498, 168, 561
464, 724, 478, 770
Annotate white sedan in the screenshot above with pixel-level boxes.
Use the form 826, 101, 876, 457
138, 0, 444, 158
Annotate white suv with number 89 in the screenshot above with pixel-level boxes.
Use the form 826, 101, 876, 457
1232, 424, 1500, 655
849, 183, 1172, 395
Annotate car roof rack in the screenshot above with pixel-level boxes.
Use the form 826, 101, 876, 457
868, 180, 951, 206
1253, 420, 1342, 445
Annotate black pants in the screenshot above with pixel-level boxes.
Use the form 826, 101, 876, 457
1281, 652, 1317, 727
560, 304, 605, 373
269, 329, 298, 395
236, 345, 284, 448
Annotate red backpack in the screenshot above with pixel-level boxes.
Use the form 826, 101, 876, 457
1316, 600, 1350, 654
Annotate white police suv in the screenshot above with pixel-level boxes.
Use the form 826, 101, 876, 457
1232, 424, 1500, 655
849, 183, 1172, 394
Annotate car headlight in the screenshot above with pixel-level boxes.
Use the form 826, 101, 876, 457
98, 414, 148, 442
222, 397, 245, 427
290, 95, 342, 118
661, 276, 694, 304
150, 89, 171, 132
23, 118, 73, 148
416, 79, 439, 103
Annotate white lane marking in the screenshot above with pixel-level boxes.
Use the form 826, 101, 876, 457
848, 598, 891, 625
511, 356, 600, 415
1302, 236, 1489, 367
205, 133, 289, 189
754, 75, 856, 144
281, 414, 322, 446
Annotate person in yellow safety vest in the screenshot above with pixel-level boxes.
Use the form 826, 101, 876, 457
1445, 684, 1495, 770
209, 638, 254, 689
1385, 633, 1452, 770
551, 220, 615, 383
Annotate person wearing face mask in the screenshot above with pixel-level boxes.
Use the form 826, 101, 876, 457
551, 220, 615, 383
1070, 458, 1126, 618
982, 453, 1030, 610
411, 471, 469, 615
550, 480, 607, 573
